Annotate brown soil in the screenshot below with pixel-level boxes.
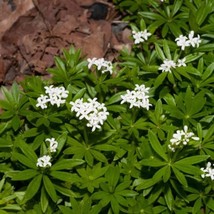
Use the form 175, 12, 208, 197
0, 0, 132, 85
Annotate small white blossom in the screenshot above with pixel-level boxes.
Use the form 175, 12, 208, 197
70, 98, 109, 132
36, 155, 52, 168
177, 58, 186, 67
188, 31, 201, 48
87, 58, 113, 74
36, 95, 49, 109
158, 59, 176, 73
46, 138, 58, 153
175, 35, 190, 50
121, 84, 151, 110
132, 30, 151, 44
201, 162, 214, 180
168, 125, 200, 152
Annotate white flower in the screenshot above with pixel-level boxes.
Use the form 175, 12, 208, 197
36, 155, 52, 168
158, 59, 176, 73
87, 58, 113, 74
46, 138, 58, 153
141, 29, 152, 40
175, 31, 201, 50
36, 85, 69, 109
177, 58, 186, 67
36, 95, 49, 109
201, 162, 214, 180
87, 57, 97, 69
175, 35, 190, 50
70, 98, 109, 132
121, 84, 151, 110
168, 125, 200, 152
132, 30, 151, 44
132, 31, 145, 44
188, 31, 201, 48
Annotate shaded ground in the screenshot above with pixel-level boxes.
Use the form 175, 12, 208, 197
0, 0, 132, 84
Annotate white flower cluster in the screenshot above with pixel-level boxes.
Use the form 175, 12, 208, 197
70, 98, 109, 132
36, 155, 52, 168
168, 125, 200, 152
158, 58, 186, 73
175, 31, 201, 50
36, 85, 69, 109
120, 84, 151, 110
132, 30, 151, 44
36, 137, 59, 168
201, 162, 214, 180
87, 58, 113, 74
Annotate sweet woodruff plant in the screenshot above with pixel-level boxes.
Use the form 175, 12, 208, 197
0, 0, 214, 213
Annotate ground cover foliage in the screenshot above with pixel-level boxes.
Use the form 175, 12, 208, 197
0, 0, 214, 213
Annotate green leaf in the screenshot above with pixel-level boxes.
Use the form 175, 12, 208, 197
22, 174, 42, 204
154, 72, 167, 88
175, 155, 209, 165
49, 171, 80, 183
177, 66, 201, 76
139, 12, 165, 21
107, 105, 127, 113
193, 198, 202, 214
195, 4, 212, 26
11, 115, 21, 131
51, 159, 85, 171
105, 166, 120, 190
185, 53, 204, 63
54, 184, 77, 198
174, 164, 201, 175
202, 62, 214, 80
163, 165, 171, 183
40, 186, 49, 213
90, 149, 107, 163
17, 140, 38, 163
172, 167, 188, 187
7, 169, 38, 181
23, 128, 39, 138
43, 175, 58, 202
196, 44, 214, 52
140, 19, 146, 30
72, 88, 86, 101
135, 178, 158, 190
163, 40, 171, 59
105, 92, 124, 105
164, 186, 173, 211
12, 152, 37, 169
148, 130, 168, 161
111, 197, 120, 214
155, 43, 165, 60
172, 0, 183, 16
140, 158, 167, 167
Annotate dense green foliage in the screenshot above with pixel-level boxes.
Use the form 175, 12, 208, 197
0, 0, 214, 213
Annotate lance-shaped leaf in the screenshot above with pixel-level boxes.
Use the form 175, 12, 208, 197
148, 130, 168, 161
43, 175, 58, 202
12, 152, 37, 169
51, 159, 85, 171
22, 174, 42, 204
175, 155, 209, 165
7, 169, 38, 181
